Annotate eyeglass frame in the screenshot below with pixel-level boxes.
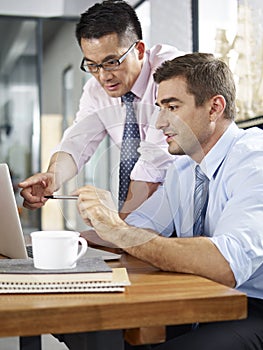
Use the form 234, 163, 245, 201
80, 40, 139, 74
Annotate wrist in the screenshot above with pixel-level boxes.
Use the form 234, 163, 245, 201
44, 169, 62, 192
92, 213, 129, 245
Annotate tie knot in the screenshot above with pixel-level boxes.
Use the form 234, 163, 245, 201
195, 165, 208, 183
122, 92, 135, 104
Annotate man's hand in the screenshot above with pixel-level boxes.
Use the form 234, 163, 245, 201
18, 172, 57, 210
75, 185, 157, 249
75, 185, 123, 228
75, 185, 127, 242
19, 152, 78, 210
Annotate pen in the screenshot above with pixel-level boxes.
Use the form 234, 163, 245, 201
44, 195, 78, 200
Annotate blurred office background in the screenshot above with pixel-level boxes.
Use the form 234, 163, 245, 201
0, 0, 262, 234
1, 0, 263, 349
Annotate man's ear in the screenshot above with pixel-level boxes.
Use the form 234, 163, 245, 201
209, 95, 226, 121
136, 41, 145, 60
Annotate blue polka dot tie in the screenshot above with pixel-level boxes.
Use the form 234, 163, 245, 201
193, 165, 209, 236
118, 92, 140, 210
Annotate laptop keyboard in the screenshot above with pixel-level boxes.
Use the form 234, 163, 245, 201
26, 245, 33, 258
25, 246, 121, 260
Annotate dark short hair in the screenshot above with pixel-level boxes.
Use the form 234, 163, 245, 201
153, 53, 236, 120
76, 0, 142, 47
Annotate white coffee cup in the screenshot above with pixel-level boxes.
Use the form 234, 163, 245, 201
30, 231, 88, 270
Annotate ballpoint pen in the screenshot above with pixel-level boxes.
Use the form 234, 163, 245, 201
44, 195, 78, 200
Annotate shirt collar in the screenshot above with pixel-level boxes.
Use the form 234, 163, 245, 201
199, 122, 243, 180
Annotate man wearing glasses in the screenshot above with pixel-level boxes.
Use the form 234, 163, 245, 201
19, 0, 183, 219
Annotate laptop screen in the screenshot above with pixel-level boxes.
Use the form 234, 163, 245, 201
0, 163, 28, 259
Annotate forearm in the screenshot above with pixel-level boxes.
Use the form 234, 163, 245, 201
94, 215, 235, 287
47, 152, 78, 190
77, 185, 236, 288
124, 235, 236, 287
119, 180, 160, 219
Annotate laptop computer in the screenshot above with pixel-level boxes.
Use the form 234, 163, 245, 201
0, 163, 121, 260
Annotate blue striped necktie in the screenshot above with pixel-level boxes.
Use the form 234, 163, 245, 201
118, 92, 140, 210
193, 165, 209, 236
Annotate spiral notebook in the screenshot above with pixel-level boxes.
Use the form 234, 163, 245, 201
0, 267, 130, 293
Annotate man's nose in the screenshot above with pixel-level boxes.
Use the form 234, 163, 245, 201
155, 109, 168, 130
98, 68, 114, 80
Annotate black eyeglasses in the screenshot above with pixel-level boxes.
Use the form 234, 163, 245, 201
80, 41, 139, 74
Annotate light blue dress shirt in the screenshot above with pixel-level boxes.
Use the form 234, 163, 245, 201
126, 123, 263, 299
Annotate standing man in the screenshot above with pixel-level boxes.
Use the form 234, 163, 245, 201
75, 53, 263, 350
19, 0, 182, 218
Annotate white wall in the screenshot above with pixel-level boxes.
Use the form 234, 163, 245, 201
42, 21, 83, 115
0, 0, 93, 17
150, 0, 192, 52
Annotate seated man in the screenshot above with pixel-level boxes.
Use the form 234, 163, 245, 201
75, 53, 263, 350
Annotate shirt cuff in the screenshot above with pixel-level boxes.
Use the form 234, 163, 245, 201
209, 235, 253, 287
130, 159, 167, 183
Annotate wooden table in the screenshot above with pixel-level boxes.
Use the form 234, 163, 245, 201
0, 252, 247, 347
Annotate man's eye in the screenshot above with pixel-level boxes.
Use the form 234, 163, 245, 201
86, 63, 97, 68
168, 105, 178, 111
104, 59, 118, 67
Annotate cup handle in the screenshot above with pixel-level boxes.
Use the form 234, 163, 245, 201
74, 237, 88, 263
